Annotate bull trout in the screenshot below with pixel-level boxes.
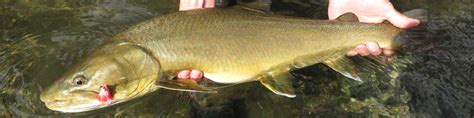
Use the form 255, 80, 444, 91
39, 6, 425, 112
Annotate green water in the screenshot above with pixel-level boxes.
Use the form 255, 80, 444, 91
1, 0, 473, 117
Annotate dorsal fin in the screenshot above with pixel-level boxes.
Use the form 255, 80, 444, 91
335, 13, 359, 22
382, 20, 391, 24
402, 9, 428, 23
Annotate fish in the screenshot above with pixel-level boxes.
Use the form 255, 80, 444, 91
39, 6, 426, 112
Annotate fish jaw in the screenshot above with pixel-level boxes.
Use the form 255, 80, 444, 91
41, 90, 104, 113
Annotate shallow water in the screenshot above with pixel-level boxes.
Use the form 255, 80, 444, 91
1, 0, 473, 117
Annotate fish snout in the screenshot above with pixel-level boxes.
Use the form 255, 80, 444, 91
40, 92, 70, 108
40, 91, 65, 104
39, 93, 48, 102
40, 89, 55, 103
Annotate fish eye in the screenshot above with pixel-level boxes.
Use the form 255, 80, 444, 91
73, 75, 87, 85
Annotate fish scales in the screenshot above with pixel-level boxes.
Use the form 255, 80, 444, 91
40, 6, 415, 112
112, 7, 399, 83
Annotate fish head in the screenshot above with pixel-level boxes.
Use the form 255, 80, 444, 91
40, 43, 161, 112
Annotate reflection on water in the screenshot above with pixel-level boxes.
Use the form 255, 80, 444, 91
0, 0, 473, 117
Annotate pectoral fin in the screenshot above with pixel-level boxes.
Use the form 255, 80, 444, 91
323, 56, 362, 82
260, 72, 296, 98
155, 79, 217, 93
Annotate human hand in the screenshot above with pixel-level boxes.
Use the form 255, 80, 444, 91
179, 0, 215, 11
328, 0, 420, 56
177, 70, 204, 82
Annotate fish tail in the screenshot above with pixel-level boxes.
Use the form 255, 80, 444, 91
397, 9, 429, 50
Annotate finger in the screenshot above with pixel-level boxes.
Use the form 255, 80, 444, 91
190, 70, 203, 81
383, 49, 395, 56
386, 10, 421, 29
204, 0, 215, 8
346, 49, 358, 56
328, 0, 347, 20
177, 70, 191, 80
367, 41, 382, 56
328, 10, 346, 20
179, 0, 205, 11
355, 44, 370, 56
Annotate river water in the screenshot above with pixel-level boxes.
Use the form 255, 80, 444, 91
0, 0, 473, 117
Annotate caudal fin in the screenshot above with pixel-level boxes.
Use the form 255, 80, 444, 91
403, 9, 428, 23
400, 9, 429, 48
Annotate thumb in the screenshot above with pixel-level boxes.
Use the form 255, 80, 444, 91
386, 11, 421, 29
328, 7, 345, 20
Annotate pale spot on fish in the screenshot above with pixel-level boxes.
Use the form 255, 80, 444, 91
204, 72, 255, 84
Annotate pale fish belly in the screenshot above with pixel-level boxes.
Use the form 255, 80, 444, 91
203, 70, 258, 84
201, 63, 267, 83
204, 72, 255, 84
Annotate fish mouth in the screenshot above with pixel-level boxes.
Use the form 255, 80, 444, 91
44, 99, 73, 109
46, 100, 123, 113
44, 99, 104, 113
41, 91, 103, 112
